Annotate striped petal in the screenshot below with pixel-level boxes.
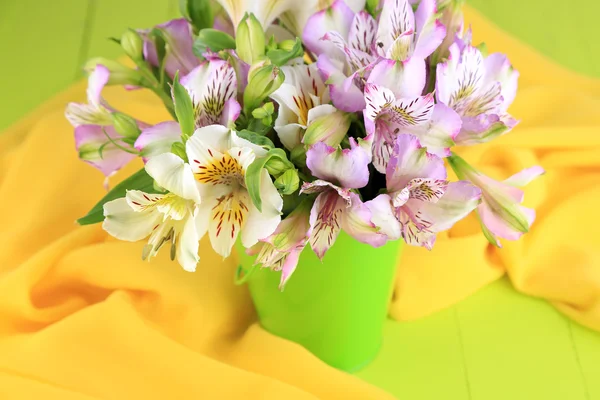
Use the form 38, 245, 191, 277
180, 60, 237, 128
376, 0, 415, 55
308, 189, 346, 259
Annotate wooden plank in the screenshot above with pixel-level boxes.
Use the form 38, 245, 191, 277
356, 307, 470, 399
570, 322, 599, 399
456, 279, 589, 400
0, 0, 89, 131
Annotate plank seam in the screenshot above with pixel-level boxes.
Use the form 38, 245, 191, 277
453, 307, 473, 400
567, 321, 591, 400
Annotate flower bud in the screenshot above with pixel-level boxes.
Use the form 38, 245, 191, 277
84, 58, 146, 86
243, 64, 284, 111
303, 108, 351, 147
290, 144, 307, 169
121, 29, 144, 61
278, 40, 296, 52
274, 169, 300, 195
235, 13, 266, 65
265, 157, 292, 176
111, 112, 141, 138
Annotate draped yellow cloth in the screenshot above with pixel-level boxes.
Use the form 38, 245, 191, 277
0, 7, 599, 399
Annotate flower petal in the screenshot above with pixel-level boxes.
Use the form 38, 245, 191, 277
302, 0, 355, 56
365, 194, 401, 241
279, 246, 304, 289
177, 213, 201, 271
348, 11, 378, 54
145, 153, 201, 203
180, 60, 237, 128
456, 114, 512, 145
412, 0, 445, 60
376, 0, 415, 55
159, 19, 199, 77
241, 170, 284, 248
135, 121, 182, 161
322, 31, 375, 71
317, 55, 366, 112
186, 124, 231, 162
221, 98, 242, 126
341, 192, 388, 247
87, 64, 110, 108
410, 103, 460, 156
308, 190, 345, 259
386, 134, 447, 192
208, 190, 248, 258
503, 166, 545, 187
367, 58, 426, 98
419, 180, 482, 232
483, 52, 519, 110
74, 125, 136, 177
306, 138, 370, 189
102, 197, 161, 241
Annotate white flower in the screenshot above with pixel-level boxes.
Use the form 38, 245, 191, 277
186, 125, 284, 258
103, 153, 203, 271
270, 63, 331, 150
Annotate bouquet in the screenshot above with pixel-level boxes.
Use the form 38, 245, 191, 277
66, 0, 543, 289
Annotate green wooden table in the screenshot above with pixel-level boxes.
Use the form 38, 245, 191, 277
0, 1, 598, 399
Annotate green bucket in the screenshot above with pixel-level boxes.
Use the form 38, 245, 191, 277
236, 231, 403, 372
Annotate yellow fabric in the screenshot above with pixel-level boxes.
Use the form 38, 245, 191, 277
0, 6, 599, 398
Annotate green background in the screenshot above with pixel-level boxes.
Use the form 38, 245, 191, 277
0, 1, 598, 399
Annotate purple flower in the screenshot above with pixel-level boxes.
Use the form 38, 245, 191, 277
366, 134, 481, 249
141, 19, 200, 79
436, 38, 519, 145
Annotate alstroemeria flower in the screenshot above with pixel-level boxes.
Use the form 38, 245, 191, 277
66, 65, 113, 127
364, 83, 461, 172
103, 153, 203, 271
301, 138, 385, 258
436, 42, 519, 145
67, 65, 149, 179
301, 181, 386, 258
368, 134, 481, 249
74, 125, 138, 180
180, 59, 241, 129
247, 199, 313, 289
185, 125, 284, 257
270, 64, 331, 151
141, 18, 200, 79
447, 153, 544, 247
305, 0, 445, 111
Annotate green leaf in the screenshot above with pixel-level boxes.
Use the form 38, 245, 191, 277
77, 169, 161, 225
237, 130, 274, 148
245, 148, 292, 212
266, 37, 304, 66
193, 28, 236, 57
172, 71, 195, 137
